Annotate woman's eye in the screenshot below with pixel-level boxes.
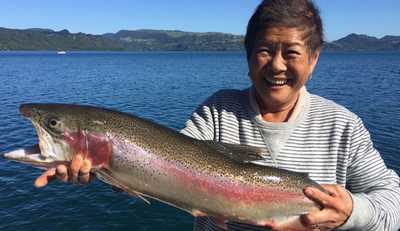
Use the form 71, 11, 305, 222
257, 48, 271, 57
287, 50, 301, 56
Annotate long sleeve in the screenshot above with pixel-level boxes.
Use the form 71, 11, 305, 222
180, 89, 400, 231
180, 95, 215, 141
338, 117, 400, 230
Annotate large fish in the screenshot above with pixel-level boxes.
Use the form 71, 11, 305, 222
4, 103, 321, 230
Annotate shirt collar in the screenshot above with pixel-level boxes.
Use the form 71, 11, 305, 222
249, 86, 309, 123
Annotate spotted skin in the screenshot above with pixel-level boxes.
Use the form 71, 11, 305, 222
12, 103, 320, 229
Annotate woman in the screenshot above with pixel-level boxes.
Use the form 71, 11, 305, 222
181, 1, 400, 230
36, 0, 400, 230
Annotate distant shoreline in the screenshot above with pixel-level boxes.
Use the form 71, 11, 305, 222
0, 50, 400, 53
0, 27, 399, 52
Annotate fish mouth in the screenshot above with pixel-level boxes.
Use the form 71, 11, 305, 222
3, 105, 70, 168
3, 144, 67, 168
20, 104, 33, 118
3, 122, 69, 168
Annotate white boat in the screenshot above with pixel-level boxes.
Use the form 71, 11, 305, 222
57, 51, 67, 55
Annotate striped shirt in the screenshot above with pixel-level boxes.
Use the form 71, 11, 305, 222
181, 88, 400, 231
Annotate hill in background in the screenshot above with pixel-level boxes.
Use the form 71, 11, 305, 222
0, 27, 399, 52
323, 33, 400, 52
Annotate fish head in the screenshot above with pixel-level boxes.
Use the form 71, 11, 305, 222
4, 103, 112, 168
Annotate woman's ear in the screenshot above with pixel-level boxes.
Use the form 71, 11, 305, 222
309, 48, 321, 73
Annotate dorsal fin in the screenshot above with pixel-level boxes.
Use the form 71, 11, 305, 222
205, 141, 268, 163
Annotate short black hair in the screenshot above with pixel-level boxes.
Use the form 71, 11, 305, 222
244, 0, 324, 60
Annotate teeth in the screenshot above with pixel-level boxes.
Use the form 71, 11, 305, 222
265, 78, 288, 86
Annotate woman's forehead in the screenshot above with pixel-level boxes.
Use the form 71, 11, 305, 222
254, 26, 308, 46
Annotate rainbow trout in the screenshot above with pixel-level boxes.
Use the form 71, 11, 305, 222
4, 103, 321, 230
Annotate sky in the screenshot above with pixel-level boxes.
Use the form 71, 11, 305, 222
0, 0, 399, 41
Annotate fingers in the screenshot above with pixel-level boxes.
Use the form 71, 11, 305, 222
35, 168, 56, 188
304, 186, 335, 208
56, 165, 68, 182
69, 154, 93, 184
78, 159, 92, 184
305, 185, 352, 214
35, 153, 93, 187
301, 209, 336, 226
70, 154, 84, 182
319, 184, 340, 197
302, 184, 353, 230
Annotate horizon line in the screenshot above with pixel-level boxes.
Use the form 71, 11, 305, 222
2, 26, 400, 42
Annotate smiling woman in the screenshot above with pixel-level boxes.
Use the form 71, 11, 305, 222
181, 0, 400, 230
249, 27, 320, 122
26, 0, 400, 230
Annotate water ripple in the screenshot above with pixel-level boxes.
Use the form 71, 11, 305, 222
0, 51, 399, 230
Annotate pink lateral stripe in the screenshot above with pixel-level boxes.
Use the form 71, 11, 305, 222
157, 157, 305, 204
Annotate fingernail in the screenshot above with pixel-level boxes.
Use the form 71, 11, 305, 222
34, 178, 45, 188
56, 165, 66, 173
81, 160, 92, 173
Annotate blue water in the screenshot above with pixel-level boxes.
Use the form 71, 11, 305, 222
0, 51, 399, 230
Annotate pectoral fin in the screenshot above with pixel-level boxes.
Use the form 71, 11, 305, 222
95, 168, 151, 204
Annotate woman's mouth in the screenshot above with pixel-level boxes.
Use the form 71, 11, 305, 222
264, 77, 289, 87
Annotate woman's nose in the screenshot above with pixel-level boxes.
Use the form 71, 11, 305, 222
270, 52, 287, 73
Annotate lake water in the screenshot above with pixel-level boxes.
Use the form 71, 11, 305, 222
0, 51, 399, 230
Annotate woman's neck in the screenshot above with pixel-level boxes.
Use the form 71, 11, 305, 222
256, 94, 300, 123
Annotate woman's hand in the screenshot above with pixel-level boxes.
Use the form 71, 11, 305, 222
301, 184, 353, 230
34, 153, 92, 187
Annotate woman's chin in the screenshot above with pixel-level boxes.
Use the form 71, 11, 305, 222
258, 92, 298, 111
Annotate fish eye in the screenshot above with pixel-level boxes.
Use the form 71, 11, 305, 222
49, 119, 58, 127
44, 117, 64, 136
47, 117, 62, 130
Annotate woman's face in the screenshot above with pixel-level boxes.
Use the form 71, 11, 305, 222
249, 26, 320, 112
